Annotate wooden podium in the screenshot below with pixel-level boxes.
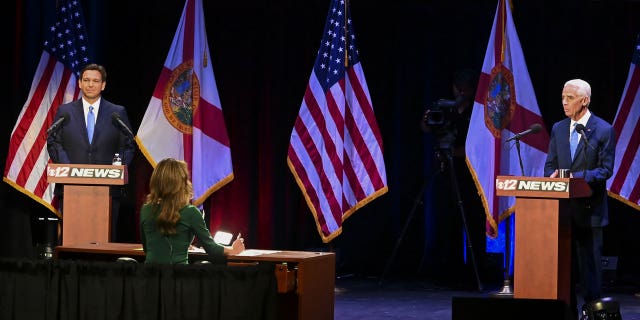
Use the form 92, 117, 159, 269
495, 175, 592, 304
47, 163, 128, 245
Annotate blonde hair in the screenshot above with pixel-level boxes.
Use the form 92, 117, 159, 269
145, 158, 193, 235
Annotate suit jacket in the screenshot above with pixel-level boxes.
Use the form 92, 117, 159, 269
47, 98, 136, 195
544, 113, 616, 227
47, 98, 135, 165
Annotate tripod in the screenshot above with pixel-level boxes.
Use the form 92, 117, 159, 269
379, 147, 483, 291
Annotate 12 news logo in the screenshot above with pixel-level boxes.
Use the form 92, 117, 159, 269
47, 166, 124, 179
496, 178, 569, 192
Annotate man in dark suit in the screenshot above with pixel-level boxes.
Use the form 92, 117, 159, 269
544, 79, 616, 316
47, 63, 136, 242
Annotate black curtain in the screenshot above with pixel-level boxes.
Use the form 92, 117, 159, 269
0, 258, 276, 320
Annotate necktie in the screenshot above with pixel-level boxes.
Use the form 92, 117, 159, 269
570, 123, 579, 159
87, 106, 95, 143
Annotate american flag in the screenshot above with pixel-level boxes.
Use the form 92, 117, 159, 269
288, 0, 388, 243
607, 34, 640, 211
3, 0, 90, 216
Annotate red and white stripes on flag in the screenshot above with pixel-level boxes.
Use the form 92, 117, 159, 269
136, 0, 233, 205
465, 0, 549, 238
607, 34, 640, 211
288, 0, 388, 243
3, 0, 89, 216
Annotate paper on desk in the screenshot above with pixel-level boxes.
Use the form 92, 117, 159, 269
189, 246, 206, 253
235, 249, 280, 256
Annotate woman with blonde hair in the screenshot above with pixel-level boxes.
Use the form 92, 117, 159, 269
140, 158, 244, 264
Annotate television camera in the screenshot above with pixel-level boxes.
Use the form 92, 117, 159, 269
423, 98, 459, 126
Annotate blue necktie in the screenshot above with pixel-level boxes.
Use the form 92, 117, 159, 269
87, 106, 95, 143
570, 123, 579, 159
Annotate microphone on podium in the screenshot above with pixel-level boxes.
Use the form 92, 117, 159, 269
574, 123, 594, 179
507, 123, 542, 176
505, 123, 542, 142
111, 112, 134, 138
46, 113, 70, 135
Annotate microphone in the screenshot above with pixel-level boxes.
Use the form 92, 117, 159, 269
574, 124, 595, 150
46, 113, 69, 135
505, 123, 542, 142
111, 112, 134, 138
575, 123, 594, 179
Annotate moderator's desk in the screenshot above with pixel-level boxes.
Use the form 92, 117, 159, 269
55, 243, 335, 320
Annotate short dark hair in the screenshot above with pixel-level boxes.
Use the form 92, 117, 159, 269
80, 63, 107, 82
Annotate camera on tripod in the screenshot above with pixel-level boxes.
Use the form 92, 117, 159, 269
424, 99, 458, 126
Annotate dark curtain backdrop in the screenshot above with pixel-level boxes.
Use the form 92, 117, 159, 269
4, 0, 640, 278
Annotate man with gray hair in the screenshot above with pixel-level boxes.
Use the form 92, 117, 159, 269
544, 79, 616, 317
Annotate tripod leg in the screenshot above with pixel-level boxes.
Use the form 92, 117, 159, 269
446, 153, 483, 292
378, 180, 427, 287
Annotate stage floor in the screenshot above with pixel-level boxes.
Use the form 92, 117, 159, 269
334, 276, 640, 320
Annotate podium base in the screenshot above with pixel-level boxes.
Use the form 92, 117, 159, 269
492, 280, 514, 297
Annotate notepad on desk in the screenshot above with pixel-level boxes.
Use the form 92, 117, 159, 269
235, 249, 280, 257
189, 246, 206, 253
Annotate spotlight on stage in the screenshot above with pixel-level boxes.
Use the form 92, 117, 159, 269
581, 297, 622, 320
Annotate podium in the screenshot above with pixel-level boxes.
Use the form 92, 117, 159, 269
495, 176, 592, 304
47, 163, 128, 245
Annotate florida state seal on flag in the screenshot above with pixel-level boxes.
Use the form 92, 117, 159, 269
136, 0, 233, 205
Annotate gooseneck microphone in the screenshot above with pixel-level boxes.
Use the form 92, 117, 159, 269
111, 112, 134, 138
575, 123, 593, 179
505, 123, 542, 142
506, 123, 542, 176
574, 124, 596, 151
46, 113, 70, 135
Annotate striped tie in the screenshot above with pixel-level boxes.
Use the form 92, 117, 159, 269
87, 105, 95, 143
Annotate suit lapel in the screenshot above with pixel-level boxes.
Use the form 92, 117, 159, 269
584, 116, 596, 142
572, 115, 597, 166
557, 119, 574, 165
94, 100, 112, 144
71, 100, 91, 145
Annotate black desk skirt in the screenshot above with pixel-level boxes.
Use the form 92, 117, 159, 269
0, 258, 277, 320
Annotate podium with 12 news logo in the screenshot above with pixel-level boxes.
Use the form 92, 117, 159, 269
495, 175, 591, 305
47, 163, 127, 246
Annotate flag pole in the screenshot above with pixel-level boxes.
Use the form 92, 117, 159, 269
344, 0, 349, 66
493, 0, 514, 298
493, 216, 514, 296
